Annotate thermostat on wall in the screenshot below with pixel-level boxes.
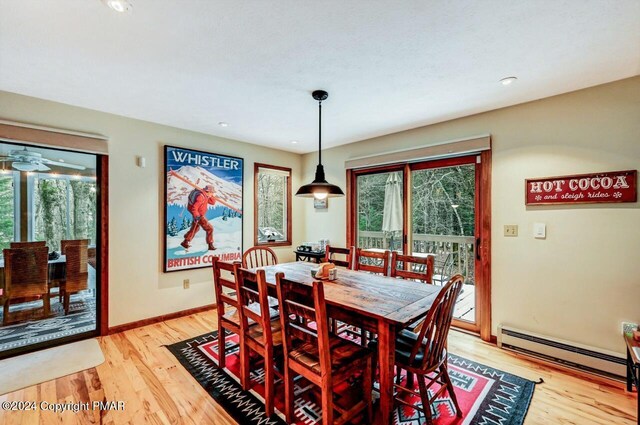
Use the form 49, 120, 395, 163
533, 222, 546, 239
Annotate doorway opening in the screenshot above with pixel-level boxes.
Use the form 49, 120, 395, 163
0, 140, 104, 358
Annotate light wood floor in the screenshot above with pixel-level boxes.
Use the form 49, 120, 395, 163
0, 311, 636, 425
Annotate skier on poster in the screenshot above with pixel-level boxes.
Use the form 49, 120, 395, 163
181, 185, 217, 251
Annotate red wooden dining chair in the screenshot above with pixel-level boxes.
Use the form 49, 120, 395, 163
61, 239, 90, 255
354, 248, 390, 275
236, 267, 283, 418
62, 243, 89, 314
370, 274, 464, 424
10, 241, 47, 249
211, 257, 243, 368
242, 246, 278, 269
2, 247, 49, 325
323, 245, 353, 269
276, 272, 373, 424
390, 252, 435, 284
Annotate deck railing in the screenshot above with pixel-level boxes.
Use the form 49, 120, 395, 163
357, 230, 476, 283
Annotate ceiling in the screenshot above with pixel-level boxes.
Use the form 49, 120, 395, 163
1, 1, 639, 154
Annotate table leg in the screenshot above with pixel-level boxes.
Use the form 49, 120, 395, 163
377, 320, 396, 425
628, 348, 633, 392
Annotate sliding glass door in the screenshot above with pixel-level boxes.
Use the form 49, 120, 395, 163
355, 167, 404, 252
0, 140, 100, 358
410, 159, 478, 326
351, 155, 488, 335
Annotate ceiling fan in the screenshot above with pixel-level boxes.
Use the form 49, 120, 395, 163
0, 148, 86, 172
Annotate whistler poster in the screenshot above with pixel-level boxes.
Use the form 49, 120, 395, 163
164, 146, 243, 272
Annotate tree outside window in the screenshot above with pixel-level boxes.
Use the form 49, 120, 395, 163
254, 164, 291, 246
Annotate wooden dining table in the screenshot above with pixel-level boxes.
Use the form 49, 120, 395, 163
250, 261, 443, 425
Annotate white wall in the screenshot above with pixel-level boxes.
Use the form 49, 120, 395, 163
0, 91, 305, 327
301, 76, 640, 354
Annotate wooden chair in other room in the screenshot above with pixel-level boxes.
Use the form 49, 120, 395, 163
242, 246, 278, 269
2, 247, 49, 325
211, 257, 243, 368
61, 239, 90, 255
58, 239, 90, 302
236, 267, 283, 418
354, 248, 390, 275
62, 243, 89, 314
390, 252, 435, 284
323, 245, 353, 269
370, 274, 464, 424
10, 241, 47, 249
276, 273, 374, 424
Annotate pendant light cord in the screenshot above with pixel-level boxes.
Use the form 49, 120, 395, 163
318, 99, 322, 166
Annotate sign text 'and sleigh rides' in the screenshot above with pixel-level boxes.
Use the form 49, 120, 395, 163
525, 170, 637, 205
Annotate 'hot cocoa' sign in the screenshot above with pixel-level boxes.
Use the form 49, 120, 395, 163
525, 170, 637, 205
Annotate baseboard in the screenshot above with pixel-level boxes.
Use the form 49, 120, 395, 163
108, 304, 216, 335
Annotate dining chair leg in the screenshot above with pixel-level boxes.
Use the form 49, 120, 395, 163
264, 353, 274, 417
371, 350, 378, 388
440, 364, 462, 417
321, 381, 334, 425
284, 364, 295, 423
363, 357, 373, 422
44, 294, 51, 317
417, 375, 434, 425
406, 370, 415, 388
239, 340, 250, 390
218, 325, 226, 368
396, 367, 403, 384
63, 292, 70, 314
2, 301, 9, 326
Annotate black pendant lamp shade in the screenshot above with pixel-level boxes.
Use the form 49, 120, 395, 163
295, 90, 345, 199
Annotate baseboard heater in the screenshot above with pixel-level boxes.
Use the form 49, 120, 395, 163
497, 325, 626, 380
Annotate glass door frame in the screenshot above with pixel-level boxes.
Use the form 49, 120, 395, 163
347, 152, 492, 341
0, 139, 109, 359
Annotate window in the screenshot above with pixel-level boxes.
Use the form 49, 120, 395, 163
254, 163, 291, 246
0, 170, 18, 252
31, 174, 97, 251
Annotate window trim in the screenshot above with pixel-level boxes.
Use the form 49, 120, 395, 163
254, 162, 292, 247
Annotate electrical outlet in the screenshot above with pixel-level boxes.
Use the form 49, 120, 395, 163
183, 279, 190, 289
622, 321, 638, 335
504, 224, 518, 237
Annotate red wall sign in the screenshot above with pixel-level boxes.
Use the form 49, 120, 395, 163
525, 170, 637, 205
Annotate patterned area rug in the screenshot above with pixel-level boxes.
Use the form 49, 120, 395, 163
167, 331, 535, 425
0, 291, 96, 353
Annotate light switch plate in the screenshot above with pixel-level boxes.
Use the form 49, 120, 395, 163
533, 222, 546, 239
504, 225, 518, 237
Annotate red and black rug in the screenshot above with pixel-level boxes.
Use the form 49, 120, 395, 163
167, 331, 536, 424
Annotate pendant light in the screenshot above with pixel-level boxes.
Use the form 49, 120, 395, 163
296, 90, 345, 199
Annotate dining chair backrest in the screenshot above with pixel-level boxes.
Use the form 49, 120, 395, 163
3, 247, 49, 298
432, 251, 457, 285
390, 252, 435, 284
236, 267, 274, 344
212, 257, 240, 316
61, 239, 90, 255
64, 243, 89, 293
10, 241, 47, 250
323, 245, 353, 269
242, 246, 278, 269
354, 248, 390, 275
276, 273, 331, 374
409, 274, 464, 371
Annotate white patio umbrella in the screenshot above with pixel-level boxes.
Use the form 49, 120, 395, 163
382, 172, 403, 249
